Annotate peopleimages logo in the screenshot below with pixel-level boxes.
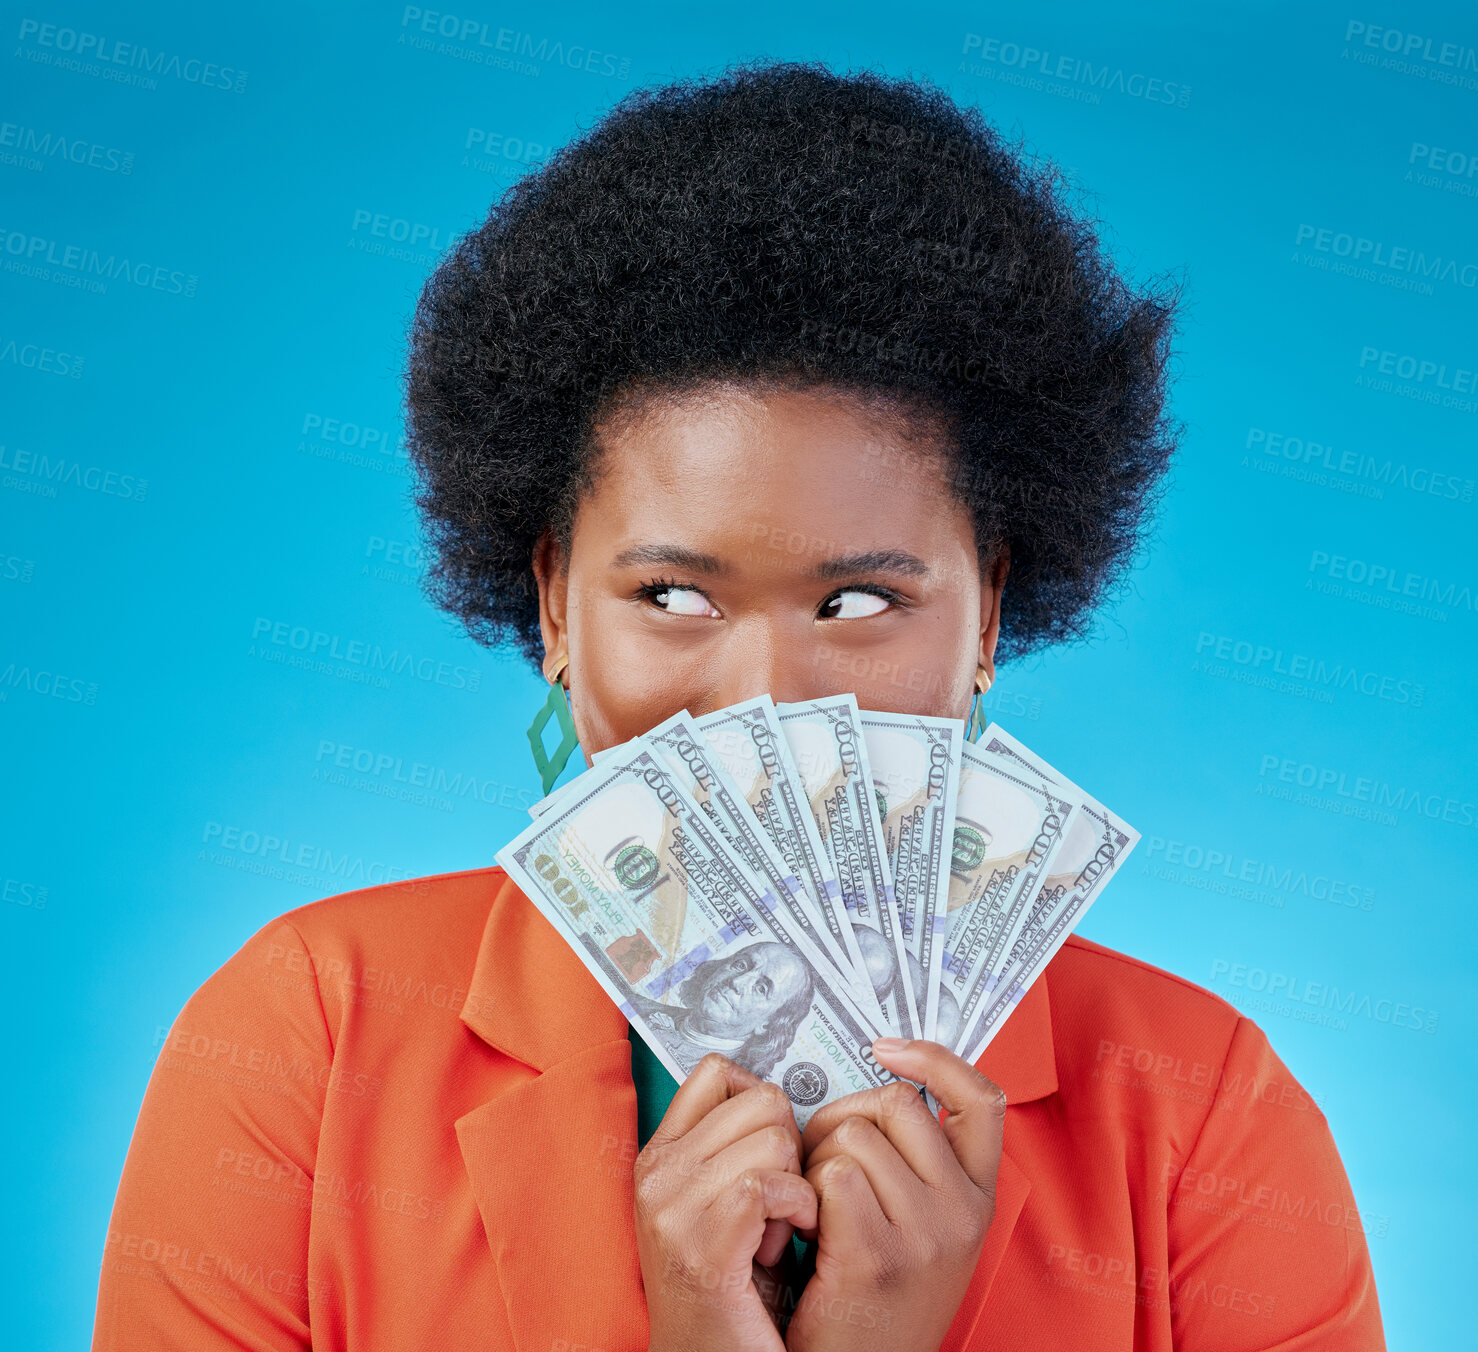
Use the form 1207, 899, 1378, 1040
1210, 959, 1438, 1034
349, 209, 459, 255
201, 821, 419, 889
15, 19, 249, 92
0, 225, 197, 297
396, 7, 632, 79
1161, 1162, 1390, 1240
1245, 428, 1474, 504
0, 337, 84, 378
0, 659, 98, 705
0, 121, 134, 174
1194, 631, 1425, 705
248, 618, 481, 692
1294, 224, 1478, 288
959, 34, 1191, 106
462, 127, 547, 165
1408, 141, 1478, 181
298, 412, 409, 476
0, 443, 148, 501
1307, 550, 1475, 614
313, 740, 535, 812
1357, 345, 1477, 393
1344, 20, 1478, 73
1258, 753, 1478, 829
1142, 835, 1375, 912
2, 878, 48, 910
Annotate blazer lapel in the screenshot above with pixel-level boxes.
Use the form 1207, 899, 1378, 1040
942, 967, 1058, 1347
456, 871, 647, 1351
940, 1148, 1031, 1351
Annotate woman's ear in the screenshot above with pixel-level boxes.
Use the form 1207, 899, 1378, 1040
977, 543, 1011, 687
531, 530, 570, 668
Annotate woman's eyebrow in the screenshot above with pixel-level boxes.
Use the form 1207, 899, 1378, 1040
610, 543, 725, 573
813, 549, 930, 580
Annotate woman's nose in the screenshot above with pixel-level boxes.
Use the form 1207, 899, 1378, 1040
707, 627, 826, 708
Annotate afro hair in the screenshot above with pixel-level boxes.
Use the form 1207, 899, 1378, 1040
403, 59, 1179, 668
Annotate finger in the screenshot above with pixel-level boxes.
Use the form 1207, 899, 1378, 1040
751, 1248, 803, 1325
701, 1125, 806, 1263
755, 1218, 793, 1269
802, 1115, 925, 1223
703, 1121, 801, 1183
798, 1152, 888, 1249
669, 1082, 803, 1170
646, 1052, 763, 1146
802, 1078, 955, 1187
870, 1038, 1007, 1193
705, 1168, 817, 1270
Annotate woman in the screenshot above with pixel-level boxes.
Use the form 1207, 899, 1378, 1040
91, 62, 1385, 1351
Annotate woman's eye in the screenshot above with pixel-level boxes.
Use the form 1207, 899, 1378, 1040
648, 585, 720, 617
819, 589, 892, 620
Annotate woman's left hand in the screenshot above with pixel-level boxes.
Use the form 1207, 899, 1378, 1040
785, 1039, 1007, 1352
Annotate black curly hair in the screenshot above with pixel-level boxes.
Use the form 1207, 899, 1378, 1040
404, 60, 1179, 668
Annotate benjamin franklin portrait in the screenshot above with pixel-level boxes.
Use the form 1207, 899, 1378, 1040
623, 941, 816, 1079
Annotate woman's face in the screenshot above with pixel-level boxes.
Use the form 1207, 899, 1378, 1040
534, 381, 1006, 758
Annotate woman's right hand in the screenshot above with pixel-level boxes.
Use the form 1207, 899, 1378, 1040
636, 1053, 817, 1352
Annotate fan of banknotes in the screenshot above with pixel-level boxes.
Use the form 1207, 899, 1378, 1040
495, 694, 1139, 1125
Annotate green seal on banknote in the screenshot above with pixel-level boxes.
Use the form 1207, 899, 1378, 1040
614, 843, 661, 890
951, 823, 988, 875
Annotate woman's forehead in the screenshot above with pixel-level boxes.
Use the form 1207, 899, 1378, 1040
577, 383, 968, 559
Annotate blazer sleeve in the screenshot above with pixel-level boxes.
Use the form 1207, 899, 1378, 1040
1165, 1017, 1386, 1350
92, 916, 334, 1351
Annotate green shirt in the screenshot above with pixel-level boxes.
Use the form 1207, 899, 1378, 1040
629, 1024, 680, 1148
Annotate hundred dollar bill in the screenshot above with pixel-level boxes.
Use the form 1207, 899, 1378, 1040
636, 711, 866, 993
775, 695, 907, 1035
495, 743, 893, 1125
579, 725, 859, 995
941, 732, 1074, 1055
957, 794, 1138, 1065
695, 698, 853, 965
530, 778, 581, 819
542, 713, 870, 1006
859, 711, 960, 1040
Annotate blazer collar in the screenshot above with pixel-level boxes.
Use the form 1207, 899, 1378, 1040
975, 960, 1058, 1106
459, 868, 627, 1071
461, 868, 1059, 1103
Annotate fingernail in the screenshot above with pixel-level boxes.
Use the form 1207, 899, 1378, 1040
872, 1037, 910, 1052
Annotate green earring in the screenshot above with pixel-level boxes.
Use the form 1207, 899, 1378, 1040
527, 654, 580, 794
967, 669, 990, 742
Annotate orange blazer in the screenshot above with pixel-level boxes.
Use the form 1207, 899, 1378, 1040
92, 866, 1385, 1350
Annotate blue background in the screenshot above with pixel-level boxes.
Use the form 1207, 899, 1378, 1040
3, 2, 1474, 1345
